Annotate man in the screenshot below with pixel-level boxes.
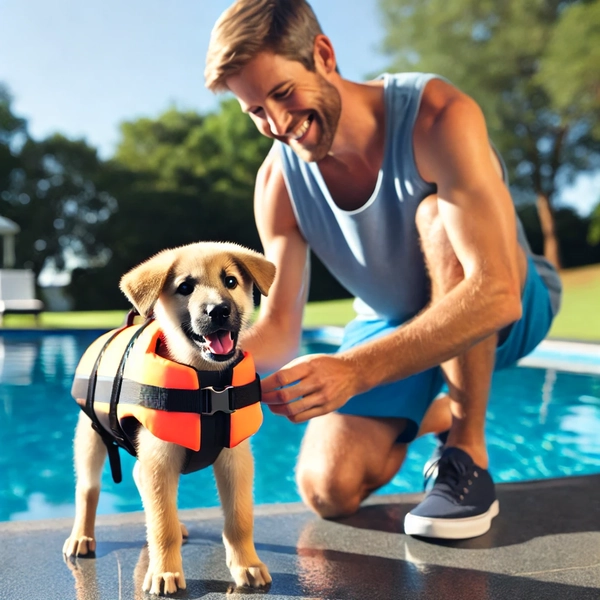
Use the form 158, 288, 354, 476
205, 0, 561, 539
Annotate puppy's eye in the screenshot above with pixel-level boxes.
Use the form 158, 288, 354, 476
176, 281, 194, 296
224, 275, 238, 289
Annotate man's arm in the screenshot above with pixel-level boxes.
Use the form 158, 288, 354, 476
262, 80, 523, 421
346, 80, 524, 385
240, 146, 310, 374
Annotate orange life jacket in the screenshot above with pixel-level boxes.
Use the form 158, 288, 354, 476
71, 319, 263, 482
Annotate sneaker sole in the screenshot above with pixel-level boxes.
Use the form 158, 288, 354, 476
404, 500, 500, 540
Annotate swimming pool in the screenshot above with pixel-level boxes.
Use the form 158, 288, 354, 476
1, 329, 599, 522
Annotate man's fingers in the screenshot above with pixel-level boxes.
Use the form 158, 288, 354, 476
267, 393, 322, 417
262, 383, 303, 405
286, 405, 329, 424
261, 365, 319, 405
262, 360, 313, 391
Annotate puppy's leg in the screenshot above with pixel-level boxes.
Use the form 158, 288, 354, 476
63, 412, 107, 557
133, 460, 189, 542
213, 441, 271, 588
136, 428, 187, 595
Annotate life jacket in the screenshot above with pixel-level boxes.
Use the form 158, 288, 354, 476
71, 318, 263, 483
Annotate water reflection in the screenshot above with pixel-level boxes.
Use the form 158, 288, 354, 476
0, 331, 105, 521
0, 337, 38, 387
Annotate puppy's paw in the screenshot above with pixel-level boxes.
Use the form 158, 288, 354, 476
62, 535, 96, 558
230, 562, 272, 589
143, 565, 187, 595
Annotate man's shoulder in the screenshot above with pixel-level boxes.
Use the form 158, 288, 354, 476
416, 78, 480, 137
256, 143, 291, 203
257, 143, 284, 187
413, 78, 490, 183
379, 72, 472, 129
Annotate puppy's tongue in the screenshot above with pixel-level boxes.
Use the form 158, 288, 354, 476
204, 331, 234, 355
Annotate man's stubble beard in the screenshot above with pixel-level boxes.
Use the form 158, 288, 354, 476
294, 75, 342, 163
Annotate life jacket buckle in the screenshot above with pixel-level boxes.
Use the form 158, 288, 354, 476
201, 386, 234, 415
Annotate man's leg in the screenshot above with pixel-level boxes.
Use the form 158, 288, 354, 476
404, 195, 528, 538
414, 194, 527, 468
296, 395, 452, 519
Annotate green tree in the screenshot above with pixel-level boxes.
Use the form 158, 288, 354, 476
537, 0, 600, 131
0, 85, 26, 201
2, 134, 116, 276
112, 99, 271, 251
67, 100, 274, 309
589, 200, 600, 246
115, 99, 271, 194
378, 0, 600, 269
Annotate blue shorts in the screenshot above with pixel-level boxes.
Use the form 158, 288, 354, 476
336, 256, 555, 442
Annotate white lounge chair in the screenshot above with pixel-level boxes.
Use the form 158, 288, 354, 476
0, 269, 45, 325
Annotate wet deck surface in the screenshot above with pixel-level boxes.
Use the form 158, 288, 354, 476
1, 474, 599, 599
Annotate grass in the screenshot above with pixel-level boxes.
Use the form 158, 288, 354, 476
3, 310, 129, 329
3, 263, 600, 341
547, 263, 600, 342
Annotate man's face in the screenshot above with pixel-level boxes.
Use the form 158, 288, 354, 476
226, 51, 341, 162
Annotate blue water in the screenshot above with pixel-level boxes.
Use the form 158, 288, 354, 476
0, 329, 599, 522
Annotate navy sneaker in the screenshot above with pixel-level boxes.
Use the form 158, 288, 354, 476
422, 430, 450, 488
404, 447, 499, 539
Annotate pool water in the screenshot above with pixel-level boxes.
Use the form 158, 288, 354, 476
1, 330, 599, 522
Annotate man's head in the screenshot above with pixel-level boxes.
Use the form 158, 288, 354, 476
205, 0, 342, 162
205, 0, 324, 93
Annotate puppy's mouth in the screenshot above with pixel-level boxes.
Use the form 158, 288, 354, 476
188, 329, 238, 362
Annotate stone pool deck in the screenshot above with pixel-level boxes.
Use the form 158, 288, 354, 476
1, 474, 599, 600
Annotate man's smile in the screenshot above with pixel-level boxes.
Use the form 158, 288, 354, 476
289, 114, 314, 142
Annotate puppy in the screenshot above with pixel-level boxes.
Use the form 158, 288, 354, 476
63, 242, 275, 595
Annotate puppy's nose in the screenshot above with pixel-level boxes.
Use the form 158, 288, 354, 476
206, 302, 231, 326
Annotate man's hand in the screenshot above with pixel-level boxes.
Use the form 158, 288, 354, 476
260, 354, 362, 423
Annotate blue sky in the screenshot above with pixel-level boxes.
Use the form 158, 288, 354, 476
0, 0, 598, 215
0, 0, 387, 155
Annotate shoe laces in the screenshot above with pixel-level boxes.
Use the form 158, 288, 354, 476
427, 453, 474, 500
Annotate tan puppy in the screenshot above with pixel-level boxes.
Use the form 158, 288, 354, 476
63, 242, 275, 595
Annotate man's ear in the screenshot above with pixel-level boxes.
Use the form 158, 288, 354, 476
313, 34, 337, 75
119, 250, 175, 318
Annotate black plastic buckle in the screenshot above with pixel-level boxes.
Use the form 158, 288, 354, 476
201, 386, 234, 415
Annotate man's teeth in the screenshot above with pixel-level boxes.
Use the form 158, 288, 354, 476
291, 117, 311, 140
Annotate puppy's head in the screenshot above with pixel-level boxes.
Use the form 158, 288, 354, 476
120, 242, 276, 369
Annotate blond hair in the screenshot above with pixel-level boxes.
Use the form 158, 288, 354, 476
205, 0, 324, 92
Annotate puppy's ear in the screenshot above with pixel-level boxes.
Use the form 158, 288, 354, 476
232, 248, 276, 296
119, 251, 175, 318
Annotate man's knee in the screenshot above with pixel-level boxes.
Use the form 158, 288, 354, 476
296, 466, 363, 519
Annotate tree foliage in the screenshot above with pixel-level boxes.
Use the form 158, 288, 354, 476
590, 200, 600, 246
537, 0, 600, 131
109, 99, 271, 253
0, 86, 26, 193
2, 133, 116, 276
66, 100, 275, 309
